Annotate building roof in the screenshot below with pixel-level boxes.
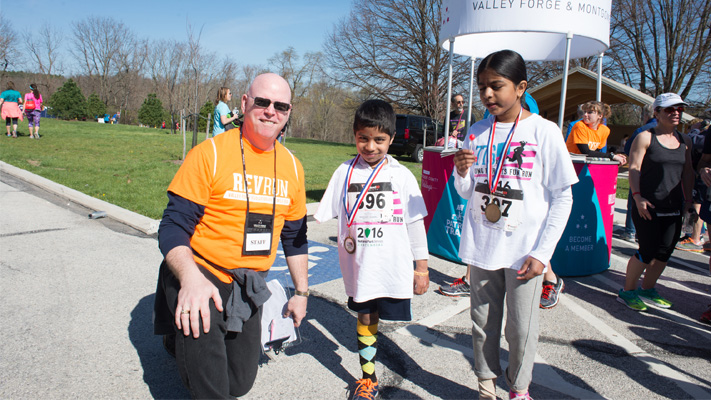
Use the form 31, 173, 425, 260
528, 67, 693, 123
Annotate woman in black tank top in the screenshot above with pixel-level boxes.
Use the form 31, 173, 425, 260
618, 93, 694, 312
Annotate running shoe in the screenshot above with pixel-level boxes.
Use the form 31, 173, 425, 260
352, 378, 378, 400
509, 390, 534, 399
675, 237, 704, 252
620, 232, 637, 243
540, 275, 564, 309
438, 276, 470, 297
636, 287, 672, 309
617, 289, 648, 311
700, 305, 711, 324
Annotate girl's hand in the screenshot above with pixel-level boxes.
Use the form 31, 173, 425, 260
517, 256, 544, 280
453, 149, 476, 177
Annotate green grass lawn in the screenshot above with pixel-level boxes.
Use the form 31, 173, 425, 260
617, 176, 629, 199
0, 119, 425, 219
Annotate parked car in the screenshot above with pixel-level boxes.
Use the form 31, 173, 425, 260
390, 114, 443, 163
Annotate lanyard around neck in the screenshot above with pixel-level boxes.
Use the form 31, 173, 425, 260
342, 155, 387, 227
239, 132, 276, 218
486, 108, 522, 194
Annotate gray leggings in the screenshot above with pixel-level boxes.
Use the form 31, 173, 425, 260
470, 266, 542, 393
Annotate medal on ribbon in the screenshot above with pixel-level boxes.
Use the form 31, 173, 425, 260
342, 155, 387, 253
484, 108, 522, 223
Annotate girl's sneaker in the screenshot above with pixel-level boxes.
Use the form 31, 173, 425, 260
509, 390, 533, 399
636, 287, 672, 308
617, 289, 648, 311
438, 276, 470, 297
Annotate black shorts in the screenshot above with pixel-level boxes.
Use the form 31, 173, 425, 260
5, 117, 18, 126
631, 207, 682, 264
348, 297, 412, 321
701, 200, 711, 223
692, 178, 707, 204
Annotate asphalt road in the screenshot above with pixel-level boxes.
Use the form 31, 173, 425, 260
1, 161, 710, 399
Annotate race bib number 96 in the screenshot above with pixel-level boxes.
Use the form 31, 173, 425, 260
347, 181, 395, 224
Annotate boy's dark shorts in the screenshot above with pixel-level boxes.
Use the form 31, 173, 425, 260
348, 297, 412, 321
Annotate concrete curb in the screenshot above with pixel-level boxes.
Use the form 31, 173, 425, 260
1, 161, 160, 235
1, 161, 322, 235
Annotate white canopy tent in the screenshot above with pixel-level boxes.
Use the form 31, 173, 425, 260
438, 0, 612, 149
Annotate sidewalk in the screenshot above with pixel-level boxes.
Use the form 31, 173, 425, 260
2, 161, 710, 400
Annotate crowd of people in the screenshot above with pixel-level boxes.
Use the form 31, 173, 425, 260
149, 50, 711, 399
4, 47, 703, 400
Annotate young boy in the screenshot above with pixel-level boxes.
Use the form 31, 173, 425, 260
315, 99, 430, 399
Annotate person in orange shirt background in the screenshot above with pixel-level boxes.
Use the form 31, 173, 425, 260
565, 100, 627, 164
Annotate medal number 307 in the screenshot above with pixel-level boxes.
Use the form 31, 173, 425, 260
357, 193, 386, 210
480, 195, 512, 217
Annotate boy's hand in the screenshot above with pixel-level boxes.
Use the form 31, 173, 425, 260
413, 261, 429, 295
414, 274, 429, 295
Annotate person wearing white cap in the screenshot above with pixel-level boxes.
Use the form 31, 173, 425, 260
619, 93, 695, 311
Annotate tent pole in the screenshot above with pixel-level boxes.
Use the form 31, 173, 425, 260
444, 37, 455, 151
467, 57, 475, 137
597, 52, 604, 101
557, 31, 574, 131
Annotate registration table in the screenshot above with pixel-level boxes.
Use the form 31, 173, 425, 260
551, 155, 620, 277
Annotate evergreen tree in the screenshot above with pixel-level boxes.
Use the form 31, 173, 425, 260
48, 79, 87, 120
137, 93, 164, 128
198, 101, 214, 132
86, 93, 106, 119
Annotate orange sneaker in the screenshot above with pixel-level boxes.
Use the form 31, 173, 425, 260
352, 378, 379, 400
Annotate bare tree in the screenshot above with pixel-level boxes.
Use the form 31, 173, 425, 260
268, 47, 325, 99
23, 23, 64, 78
71, 16, 136, 104
147, 39, 187, 133
0, 16, 20, 77
111, 38, 149, 122
607, 0, 711, 101
324, 0, 469, 120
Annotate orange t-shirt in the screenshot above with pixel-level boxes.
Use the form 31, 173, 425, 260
167, 129, 306, 283
565, 120, 611, 154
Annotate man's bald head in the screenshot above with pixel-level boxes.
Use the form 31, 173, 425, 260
247, 73, 291, 99
241, 73, 292, 151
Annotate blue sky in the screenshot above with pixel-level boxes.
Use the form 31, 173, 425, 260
3, 0, 352, 71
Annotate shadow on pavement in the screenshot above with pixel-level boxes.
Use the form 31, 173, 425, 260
572, 339, 684, 399
128, 294, 189, 399
284, 295, 475, 399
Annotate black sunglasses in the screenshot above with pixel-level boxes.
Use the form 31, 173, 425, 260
663, 106, 684, 114
248, 95, 291, 112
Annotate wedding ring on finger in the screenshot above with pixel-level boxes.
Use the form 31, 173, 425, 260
180, 309, 190, 315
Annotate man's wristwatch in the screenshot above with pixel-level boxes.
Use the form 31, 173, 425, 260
294, 290, 310, 297
608, 152, 616, 161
